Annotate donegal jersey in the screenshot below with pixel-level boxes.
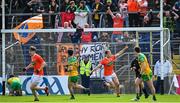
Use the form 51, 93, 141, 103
68, 56, 79, 76
138, 53, 151, 74
100, 55, 116, 76
31, 53, 45, 76
7, 77, 20, 85
7, 77, 21, 90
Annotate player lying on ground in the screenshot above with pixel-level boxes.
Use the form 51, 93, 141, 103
91, 46, 128, 97
132, 47, 157, 101
67, 49, 90, 99
24, 46, 49, 101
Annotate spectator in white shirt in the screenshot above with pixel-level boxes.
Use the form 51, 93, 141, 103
154, 59, 172, 95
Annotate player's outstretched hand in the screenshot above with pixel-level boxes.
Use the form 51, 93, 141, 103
90, 71, 93, 76
130, 67, 136, 71
125, 45, 128, 49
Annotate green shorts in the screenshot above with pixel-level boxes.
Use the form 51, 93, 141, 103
11, 82, 21, 90
69, 76, 79, 83
141, 71, 153, 81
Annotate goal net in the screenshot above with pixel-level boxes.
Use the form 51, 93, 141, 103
1, 26, 172, 94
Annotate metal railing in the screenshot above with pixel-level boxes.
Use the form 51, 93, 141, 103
10, 16, 15, 43
9, 0, 13, 14
1, 11, 163, 29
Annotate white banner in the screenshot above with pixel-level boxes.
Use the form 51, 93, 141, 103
80, 43, 108, 78
19, 76, 69, 95
80, 43, 108, 66
74, 12, 88, 28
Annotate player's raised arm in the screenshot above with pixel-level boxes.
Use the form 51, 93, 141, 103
115, 46, 128, 58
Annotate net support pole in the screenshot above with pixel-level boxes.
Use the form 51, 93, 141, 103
5, 41, 19, 50
150, 32, 153, 67
1, 0, 6, 95
160, 0, 164, 80
160, 30, 164, 80
136, 31, 139, 47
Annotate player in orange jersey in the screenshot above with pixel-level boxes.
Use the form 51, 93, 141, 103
91, 46, 128, 97
24, 46, 49, 101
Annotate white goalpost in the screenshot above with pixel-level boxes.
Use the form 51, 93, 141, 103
1, 0, 6, 95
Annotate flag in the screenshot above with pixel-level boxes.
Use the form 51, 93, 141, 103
60, 12, 75, 27
13, 14, 43, 44
173, 74, 179, 88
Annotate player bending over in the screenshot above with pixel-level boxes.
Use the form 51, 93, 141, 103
24, 46, 49, 101
7, 75, 22, 96
132, 47, 157, 101
91, 46, 128, 97
67, 49, 90, 99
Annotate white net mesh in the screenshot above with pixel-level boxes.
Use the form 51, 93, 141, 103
1, 27, 173, 94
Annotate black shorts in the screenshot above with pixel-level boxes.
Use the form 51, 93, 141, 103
135, 72, 141, 78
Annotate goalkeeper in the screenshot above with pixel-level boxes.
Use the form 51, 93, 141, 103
7, 75, 22, 96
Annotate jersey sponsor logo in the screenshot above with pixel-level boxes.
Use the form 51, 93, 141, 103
107, 61, 114, 66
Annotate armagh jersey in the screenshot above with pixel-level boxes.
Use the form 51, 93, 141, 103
100, 55, 116, 76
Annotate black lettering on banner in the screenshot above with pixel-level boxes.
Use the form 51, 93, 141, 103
99, 52, 103, 60
95, 44, 103, 51
91, 62, 96, 66
90, 45, 95, 52
81, 46, 88, 53
80, 43, 107, 67
93, 52, 104, 61
94, 52, 100, 61
89, 53, 94, 59
80, 53, 103, 61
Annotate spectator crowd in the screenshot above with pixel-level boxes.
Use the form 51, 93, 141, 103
1, 0, 179, 44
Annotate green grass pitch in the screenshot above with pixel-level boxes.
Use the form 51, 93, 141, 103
0, 94, 180, 103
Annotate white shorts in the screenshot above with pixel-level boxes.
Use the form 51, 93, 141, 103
104, 73, 116, 83
31, 74, 43, 86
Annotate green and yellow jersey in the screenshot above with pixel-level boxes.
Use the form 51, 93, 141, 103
7, 77, 20, 85
7, 77, 21, 90
67, 56, 79, 77
138, 53, 151, 74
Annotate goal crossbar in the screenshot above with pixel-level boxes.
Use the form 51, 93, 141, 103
1, 27, 163, 33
